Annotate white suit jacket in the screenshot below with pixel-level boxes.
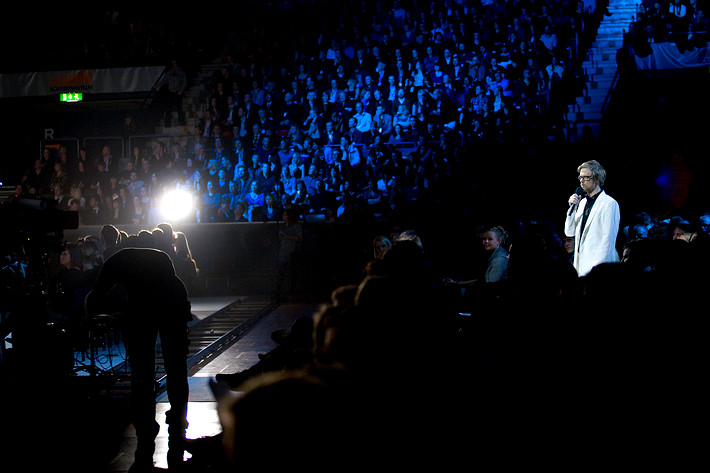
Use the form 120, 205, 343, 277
564, 190, 620, 276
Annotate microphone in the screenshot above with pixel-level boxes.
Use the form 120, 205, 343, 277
568, 186, 585, 216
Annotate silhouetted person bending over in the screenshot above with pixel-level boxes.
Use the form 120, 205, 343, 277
85, 243, 192, 471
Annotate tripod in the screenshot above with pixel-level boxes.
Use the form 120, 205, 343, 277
74, 314, 124, 380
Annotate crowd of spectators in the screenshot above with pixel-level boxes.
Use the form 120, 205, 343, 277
8, 1, 709, 232
13, 0, 613, 228
625, 0, 710, 51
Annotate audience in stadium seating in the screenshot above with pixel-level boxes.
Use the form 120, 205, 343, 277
6, 2, 710, 303
10, 0, 621, 225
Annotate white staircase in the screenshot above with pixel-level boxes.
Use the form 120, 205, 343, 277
128, 60, 221, 166
566, 0, 639, 141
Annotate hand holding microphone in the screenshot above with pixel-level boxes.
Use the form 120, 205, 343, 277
568, 186, 585, 216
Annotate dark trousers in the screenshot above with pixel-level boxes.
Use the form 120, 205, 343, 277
122, 312, 189, 461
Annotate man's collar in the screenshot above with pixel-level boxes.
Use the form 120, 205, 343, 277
587, 188, 602, 200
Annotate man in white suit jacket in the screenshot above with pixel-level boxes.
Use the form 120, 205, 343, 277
565, 160, 620, 276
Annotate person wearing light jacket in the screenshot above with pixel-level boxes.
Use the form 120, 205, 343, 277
565, 160, 621, 276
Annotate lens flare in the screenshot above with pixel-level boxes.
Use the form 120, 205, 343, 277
160, 189, 193, 221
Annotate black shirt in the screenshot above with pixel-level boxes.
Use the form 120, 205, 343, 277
580, 190, 601, 235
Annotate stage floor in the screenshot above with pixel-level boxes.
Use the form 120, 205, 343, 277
71, 295, 273, 379
117, 299, 319, 471
73, 296, 244, 375
1, 295, 322, 473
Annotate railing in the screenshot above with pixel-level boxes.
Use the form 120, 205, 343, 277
602, 69, 619, 116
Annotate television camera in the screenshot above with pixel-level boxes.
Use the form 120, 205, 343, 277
1, 187, 79, 376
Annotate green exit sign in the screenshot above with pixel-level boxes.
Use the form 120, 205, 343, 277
60, 92, 83, 102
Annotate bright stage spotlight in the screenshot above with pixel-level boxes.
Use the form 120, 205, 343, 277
160, 188, 194, 221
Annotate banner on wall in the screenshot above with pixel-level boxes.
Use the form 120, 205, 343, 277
0, 66, 166, 98
634, 41, 710, 70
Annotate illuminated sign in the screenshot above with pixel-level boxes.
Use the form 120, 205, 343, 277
60, 92, 83, 102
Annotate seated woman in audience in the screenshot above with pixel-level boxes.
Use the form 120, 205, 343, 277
324, 165, 344, 194
443, 225, 510, 300
244, 180, 266, 222
263, 194, 283, 221
304, 114, 322, 143
387, 123, 408, 145
410, 60, 426, 88
288, 154, 305, 180
372, 235, 393, 260
291, 180, 311, 216
281, 166, 297, 195
392, 103, 412, 134
130, 195, 147, 225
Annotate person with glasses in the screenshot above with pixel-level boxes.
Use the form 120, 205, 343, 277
565, 160, 620, 276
